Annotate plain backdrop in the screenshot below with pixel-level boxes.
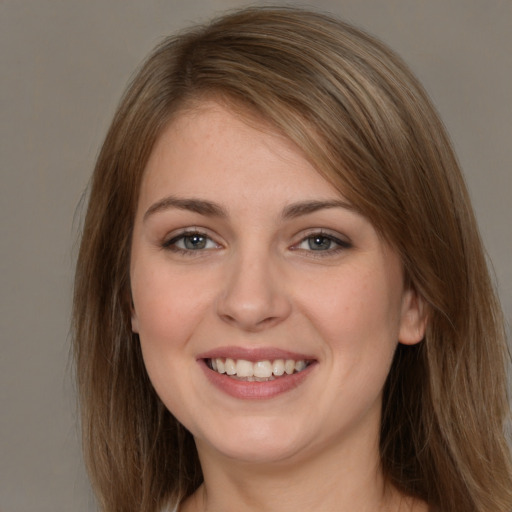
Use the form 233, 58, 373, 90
1, 1, 511, 511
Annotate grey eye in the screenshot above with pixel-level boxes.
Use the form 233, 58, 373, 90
294, 232, 352, 254
182, 234, 208, 250
303, 235, 335, 251
164, 231, 219, 251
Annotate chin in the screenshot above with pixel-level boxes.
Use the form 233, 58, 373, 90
195, 417, 309, 465
209, 441, 304, 466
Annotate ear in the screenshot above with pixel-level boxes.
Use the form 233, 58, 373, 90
130, 296, 139, 334
398, 287, 428, 345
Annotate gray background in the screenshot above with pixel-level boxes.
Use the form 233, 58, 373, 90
1, 1, 510, 511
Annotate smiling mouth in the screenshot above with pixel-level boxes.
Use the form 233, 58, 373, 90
205, 358, 313, 381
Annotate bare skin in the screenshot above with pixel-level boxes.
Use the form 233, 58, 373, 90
130, 101, 428, 512
179, 455, 429, 512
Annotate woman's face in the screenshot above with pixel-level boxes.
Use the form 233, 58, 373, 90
130, 101, 425, 466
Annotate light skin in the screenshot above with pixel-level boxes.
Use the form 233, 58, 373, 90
130, 101, 428, 512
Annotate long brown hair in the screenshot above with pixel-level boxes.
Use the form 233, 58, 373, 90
73, 7, 512, 511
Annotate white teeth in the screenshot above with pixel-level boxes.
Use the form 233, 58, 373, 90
236, 359, 254, 377
272, 359, 285, 376
295, 360, 306, 372
284, 359, 295, 375
225, 358, 236, 375
253, 360, 272, 378
209, 357, 309, 378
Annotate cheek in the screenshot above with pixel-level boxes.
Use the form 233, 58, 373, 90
133, 272, 208, 347
299, 265, 404, 349
130, 260, 225, 389
296, 262, 403, 410
130, 267, 212, 414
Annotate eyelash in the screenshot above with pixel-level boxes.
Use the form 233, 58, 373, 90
291, 231, 352, 257
162, 230, 220, 255
161, 229, 352, 257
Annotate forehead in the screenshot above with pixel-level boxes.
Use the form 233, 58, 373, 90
139, 100, 345, 207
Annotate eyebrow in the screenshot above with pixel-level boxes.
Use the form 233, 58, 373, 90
281, 199, 357, 219
144, 196, 228, 221
143, 196, 356, 222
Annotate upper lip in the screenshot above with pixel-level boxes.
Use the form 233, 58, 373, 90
197, 346, 316, 362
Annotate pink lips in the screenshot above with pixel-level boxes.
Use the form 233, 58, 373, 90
197, 346, 315, 362
197, 346, 317, 400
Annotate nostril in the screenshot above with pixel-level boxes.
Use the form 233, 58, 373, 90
219, 312, 284, 332
215, 259, 292, 330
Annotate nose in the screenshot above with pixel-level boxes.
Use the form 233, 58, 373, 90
216, 249, 292, 332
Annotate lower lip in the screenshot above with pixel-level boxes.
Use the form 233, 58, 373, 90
199, 360, 316, 400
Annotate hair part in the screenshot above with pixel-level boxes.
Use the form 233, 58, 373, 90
73, 6, 512, 511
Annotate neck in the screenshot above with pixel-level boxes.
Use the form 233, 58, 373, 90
180, 425, 412, 512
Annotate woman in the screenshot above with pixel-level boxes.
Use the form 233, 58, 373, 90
73, 7, 512, 512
